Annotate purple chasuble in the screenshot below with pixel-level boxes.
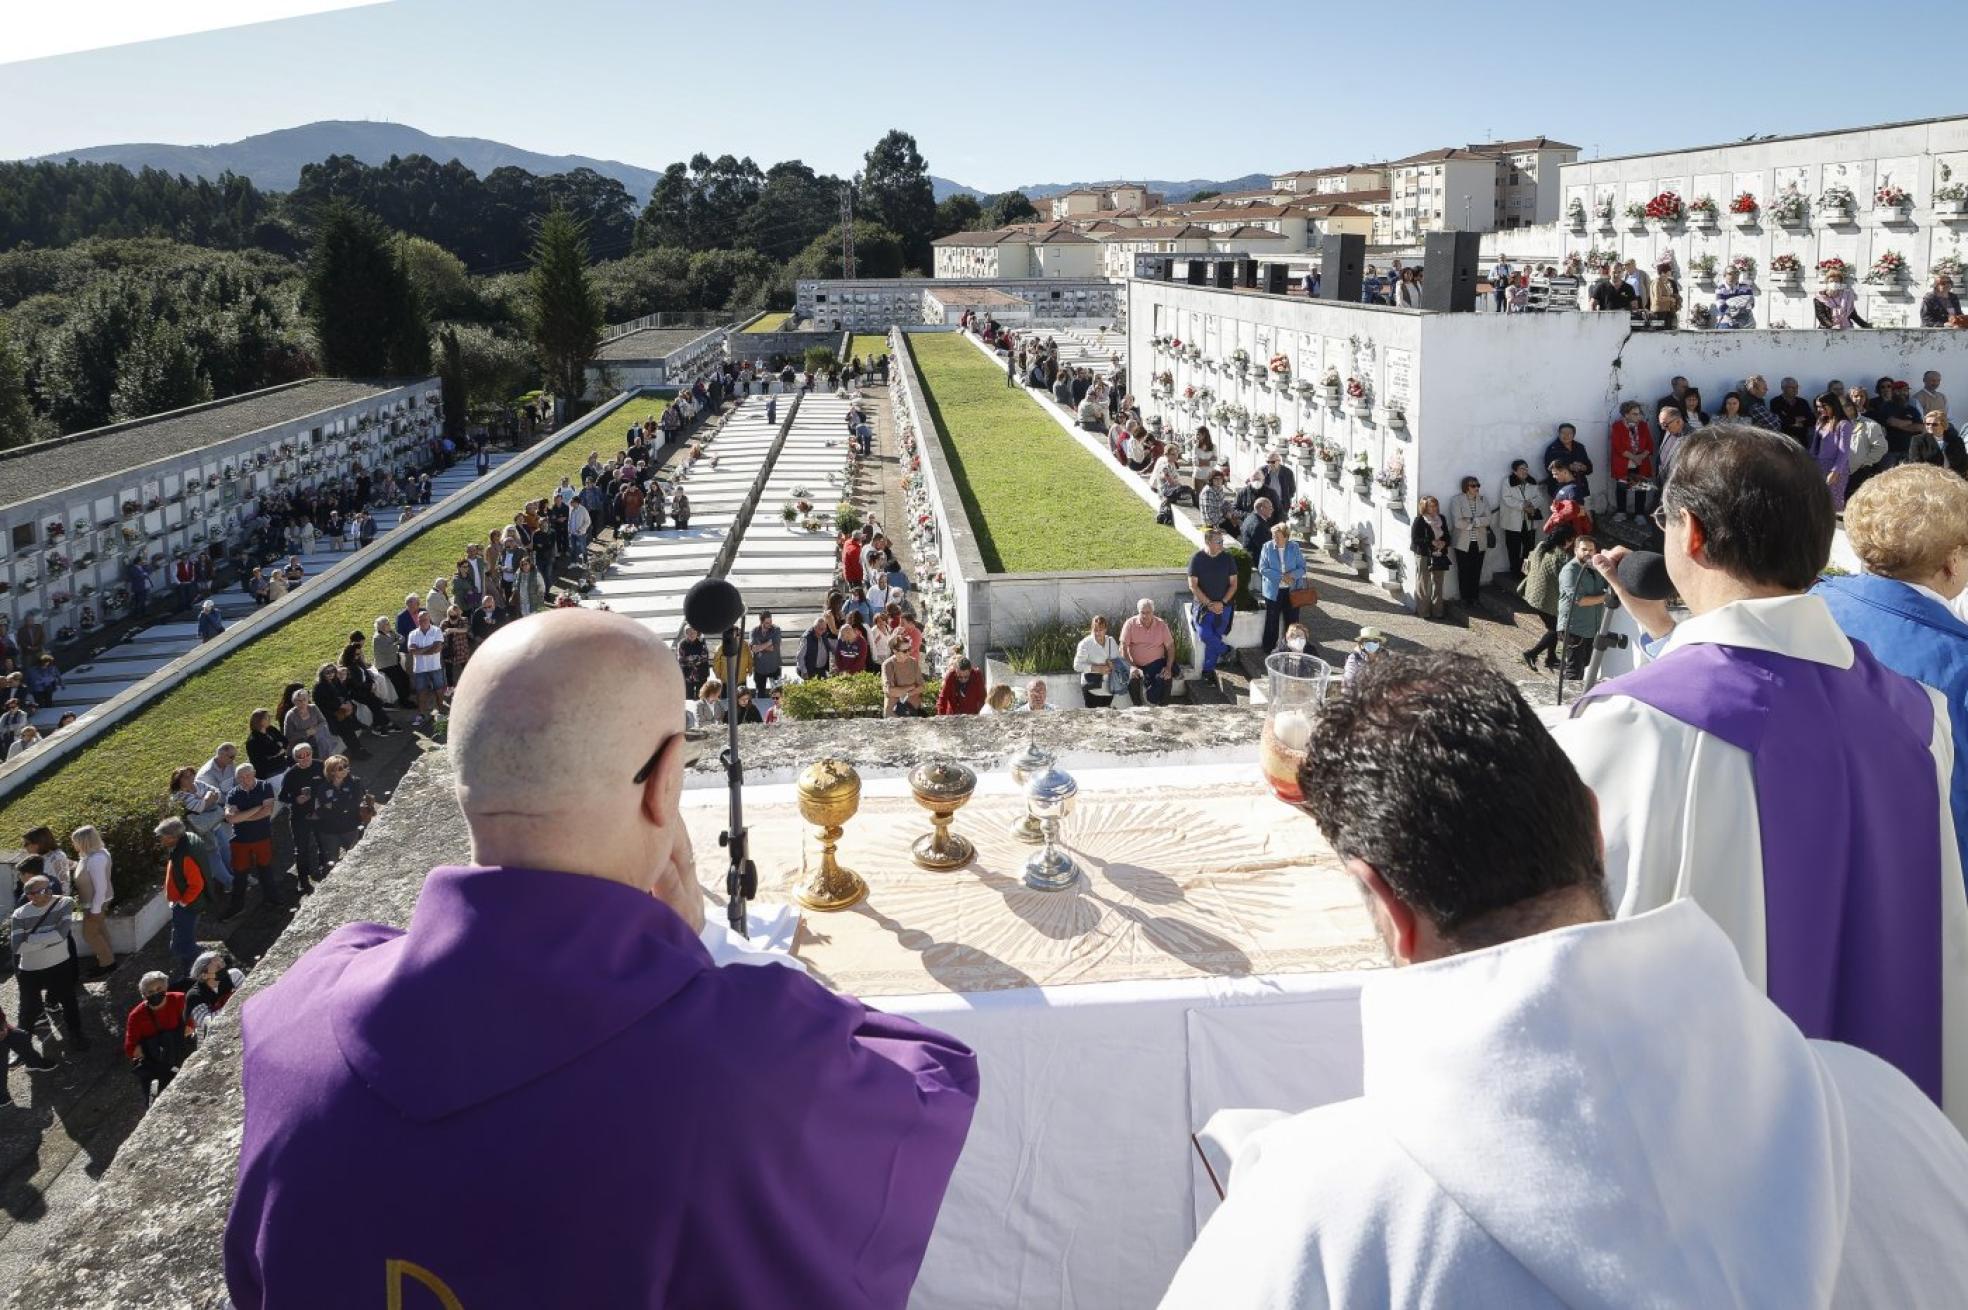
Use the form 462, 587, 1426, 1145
1577, 642, 1943, 1102
224, 866, 979, 1309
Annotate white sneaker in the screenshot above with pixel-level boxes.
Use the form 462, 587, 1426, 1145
1612, 512, 1629, 522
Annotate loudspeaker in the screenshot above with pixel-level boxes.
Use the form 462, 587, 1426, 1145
1264, 262, 1289, 295
1185, 259, 1207, 286
1238, 258, 1258, 289
1421, 231, 1482, 312
1157, 257, 1174, 281
1318, 234, 1363, 303
1212, 260, 1236, 289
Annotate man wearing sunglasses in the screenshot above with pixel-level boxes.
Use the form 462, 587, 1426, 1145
227, 608, 980, 1310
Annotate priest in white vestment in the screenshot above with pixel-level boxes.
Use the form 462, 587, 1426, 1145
1550, 425, 1967, 1131
1162, 652, 1968, 1309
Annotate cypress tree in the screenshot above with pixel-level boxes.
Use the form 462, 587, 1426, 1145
306, 201, 428, 378
527, 207, 604, 402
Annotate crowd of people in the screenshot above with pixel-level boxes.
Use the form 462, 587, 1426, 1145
0, 381, 743, 1111
220, 417, 1968, 1304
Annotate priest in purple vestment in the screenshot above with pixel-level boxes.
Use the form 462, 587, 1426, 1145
1553, 423, 1968, 1133
224, 609, 980, 1309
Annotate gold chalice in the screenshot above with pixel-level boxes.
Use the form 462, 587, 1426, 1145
908, 758, 977, 870
794, 758, 865, 911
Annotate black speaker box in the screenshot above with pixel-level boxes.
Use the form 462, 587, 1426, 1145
1212, 261, 1236, 289
1421, 231, 1481, 312
1264, 263, 1289, 295
1185, 259, 1207, 285
1318, 234, 1363, 303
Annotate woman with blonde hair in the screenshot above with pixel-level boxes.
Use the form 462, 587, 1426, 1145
1815, 463, 1968, 873
982, 684, 1017, 715
71, 825, 116, 974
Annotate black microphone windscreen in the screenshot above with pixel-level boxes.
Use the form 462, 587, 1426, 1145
1614, 550, 1675, 602
682, 578, 746, 633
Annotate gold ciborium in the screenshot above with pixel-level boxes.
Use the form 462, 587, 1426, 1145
908, 758, 977, 870
794, 758, 865, 911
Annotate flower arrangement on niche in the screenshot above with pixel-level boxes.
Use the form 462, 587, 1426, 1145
1817, 185, 1855, 215
1622, 201, 1648, 222
1874, 184, 1911, 209
1864, 251, 1908, 284
1687, 195, 1720, 222
1567, 198, 1587, 226
1769, 254, 1803, 276
1729, 191, 1759, 215
1816, 256, 1850, 281
1644, 191, 1684, 222
1269, 353, 1292, 377
1730, 255, 1757, 280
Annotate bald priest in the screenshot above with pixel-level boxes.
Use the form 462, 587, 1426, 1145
223, 611, 980, 1309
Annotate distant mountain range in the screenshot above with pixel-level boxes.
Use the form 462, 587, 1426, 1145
26, 120, 663, 197
22, 120, 1266, 209
931, 174, 1271, 204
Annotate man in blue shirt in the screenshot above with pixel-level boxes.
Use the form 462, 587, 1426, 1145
224, 765, 289, 912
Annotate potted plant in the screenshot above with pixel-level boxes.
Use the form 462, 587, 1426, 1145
1374, 452, 1407, 507
1934, 256, 1967, 286
1288, 431, 1316, 467
1593, 197, 1616, 231
1374, 547, 1406, 584
1644, 190, 1685, 227
1229, 348, 1251, 378
1346, 376, 1371, 419
1817, 185, 1855, 222
1937, 168, 1968, 218
1620, 201, 1648, 231
1816, 256, 1850, 284
1689, 254, 1719, 284
1727, 191, 1761, 228
1872, 183, 1912, 222
1864, 250, 1908, 286
1763, 190, 1806, 228
1769, 253, 1803, 289
1687, 195, 1720, 228
1320, 367, 1342, 405
1268, 353, 1292, 382
1341, 529, 1370, 574
1730, 254, 1758, 282
1567, 197, 1588, 231
1350, 453, 1373, 496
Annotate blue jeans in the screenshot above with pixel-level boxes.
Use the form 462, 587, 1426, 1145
202, 825, 234, 891
169, 902, 200, 971
1129, 657, 1171, 707
1195, 604, 1234, 673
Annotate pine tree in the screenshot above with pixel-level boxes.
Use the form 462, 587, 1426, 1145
306, 201, 428, 378
527, 208, 603, 402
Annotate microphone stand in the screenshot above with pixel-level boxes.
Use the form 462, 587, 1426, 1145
716, 624, 758, 937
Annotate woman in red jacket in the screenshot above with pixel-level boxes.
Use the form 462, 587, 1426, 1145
1608, 401, 1657, 523
125, 970, 195, 1104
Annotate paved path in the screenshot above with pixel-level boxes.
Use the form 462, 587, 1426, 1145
586, 398, 781, 641
48, 455, 517, 727
725, 394, 854, 653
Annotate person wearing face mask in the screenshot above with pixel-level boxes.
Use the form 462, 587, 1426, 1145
1281, 621, 1317, 663
1343, 627, 1385, 686
124, 970, 194, 1104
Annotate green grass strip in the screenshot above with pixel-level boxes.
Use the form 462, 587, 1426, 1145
904, 333, 1192, 574
742, 311, 791, 333
0, 392, 671, 882
847, 334, 889, 362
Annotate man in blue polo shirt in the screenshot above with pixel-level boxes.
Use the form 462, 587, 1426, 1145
1187, 528, 1240, 679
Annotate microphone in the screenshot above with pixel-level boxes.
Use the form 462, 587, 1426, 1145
683, 578, 745, 634
1613, 550, 1675, 602
683, 576, 758, 939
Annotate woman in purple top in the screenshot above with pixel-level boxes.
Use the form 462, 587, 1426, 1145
1810, 393, 1853, 510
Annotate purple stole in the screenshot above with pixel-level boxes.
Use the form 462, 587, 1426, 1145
1577, 641, 1943, 1103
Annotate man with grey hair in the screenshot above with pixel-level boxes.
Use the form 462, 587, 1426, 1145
226, 608, 979, 1309
1739, 375, 1780, 432
278, 742, 327, 894
123, 970, 192, 1105
1121, 598, 1176, 707
153, 816, 210, 974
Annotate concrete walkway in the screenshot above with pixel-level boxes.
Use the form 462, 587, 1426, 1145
725, 394, 854, 653
585, 397, 780, 640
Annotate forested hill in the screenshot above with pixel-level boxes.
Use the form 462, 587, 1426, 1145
29, 120, 661, 197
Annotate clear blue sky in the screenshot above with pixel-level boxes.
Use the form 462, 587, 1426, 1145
2, 0, 1961, 195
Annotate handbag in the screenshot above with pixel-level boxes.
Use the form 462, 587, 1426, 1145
1287, 584, 1321, 609
1486, 527, 1497, 549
